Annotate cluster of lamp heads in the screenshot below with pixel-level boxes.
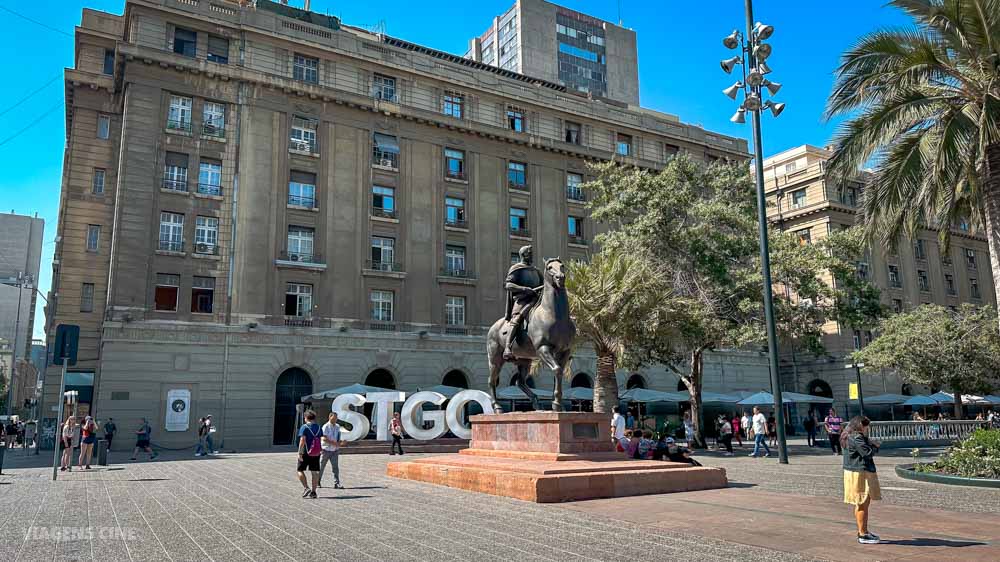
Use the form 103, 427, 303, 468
720, 22, 785, 123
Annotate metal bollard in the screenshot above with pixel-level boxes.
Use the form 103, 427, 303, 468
97, 439, 109, 466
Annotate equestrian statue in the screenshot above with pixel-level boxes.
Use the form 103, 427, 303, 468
486, 245, 576, 412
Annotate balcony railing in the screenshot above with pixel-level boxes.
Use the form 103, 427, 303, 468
193, 242, 219, 255
289, 138, 318, 154
368, 320, 397, 332
440, 267, 475, 279
508, 180, 529, 192
371, 207, 397, 220
446, 170, 467, 181
202, 123, 225, 138
445, 218, 468, 229
510, 227, 532, 238
366, 260, 404, 273
372, 149, 399, 170
284, 316, 314, 327
197, 183, 222, 196
372, 89, 400, 103
166, 119, 192, 133
162, 178, 188, 192
569, 235, 588, 246
158, 240, 183, 252
567, 187, 586, 201
868, 420, 989, 443
280, 250, 323, 264
287, 195, 317, 208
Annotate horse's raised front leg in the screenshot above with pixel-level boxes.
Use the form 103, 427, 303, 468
537, 345, 563, 412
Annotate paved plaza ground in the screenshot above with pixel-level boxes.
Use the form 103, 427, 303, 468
0, 440, 997, 561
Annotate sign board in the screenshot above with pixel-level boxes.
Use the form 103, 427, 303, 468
849, 383, 859, 400
164, 389, 191, 432
53, 325, 80, 367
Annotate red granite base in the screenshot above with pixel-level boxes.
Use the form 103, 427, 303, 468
387, 412, 728, 502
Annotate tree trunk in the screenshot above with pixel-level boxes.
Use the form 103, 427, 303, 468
982, 143, 1000, 333
952, 385, 964, 420
686, 348, 707, 448
592, 353, 618, 414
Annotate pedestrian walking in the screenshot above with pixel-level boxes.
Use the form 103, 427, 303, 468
203, 415, 216, 453
103, 417, 117, 452
23, 420, 35, 450
718, 415, 734, 456
804, 412, 817, 447
4, 420, 15, 448
611, 407, 626, 449
389, 412, 404, 455
741, 411, 751, 441
59, 416, 77, 471
78, 416, 98, 469
195, 417, 208, 456
130, 418, 157, 460
730, 413, 743, 448
296, 410, 322, 499
683, 412, 694, 445
842, 416, 882, 544
319, 412, 344, 489
825, 408, 844, 455
749, 407, 770, 458
767, 414, 777, 447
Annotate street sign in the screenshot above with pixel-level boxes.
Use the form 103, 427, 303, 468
849, 383, 859, 400
53, 325, 79, 367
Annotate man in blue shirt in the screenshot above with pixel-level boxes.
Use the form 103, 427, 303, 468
296, 410, 322, 498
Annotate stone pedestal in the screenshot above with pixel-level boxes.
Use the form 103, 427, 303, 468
387, 412, 727, 503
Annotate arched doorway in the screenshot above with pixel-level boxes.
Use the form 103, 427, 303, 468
273, 368, 313, 445
509, 373, 536, 388
366, 369, 396, 389
807, 378, 834, 399
570, 373, 592, 388
442, 369, 469, 389
626, 374, 646, 389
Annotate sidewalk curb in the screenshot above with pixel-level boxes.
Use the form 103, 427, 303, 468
896, 463, 1000, 489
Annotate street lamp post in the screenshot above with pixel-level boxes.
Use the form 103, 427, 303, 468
720, 0, 788, 463
845, 361, 866, 417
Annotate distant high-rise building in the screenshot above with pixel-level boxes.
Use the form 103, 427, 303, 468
0, 212, 44, 363
465, 0, 639, 105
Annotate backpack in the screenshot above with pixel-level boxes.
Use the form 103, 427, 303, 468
304, 424, 322, 456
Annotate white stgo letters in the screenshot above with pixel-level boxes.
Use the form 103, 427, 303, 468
331, 389, 494, 441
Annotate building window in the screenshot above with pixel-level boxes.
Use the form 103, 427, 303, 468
865, 330, 874, 346
288, 171, 317, 208
914, 239, 927, 260
510, 252, 520, 265
293, 53, 319, 83
163, 152, 189, 191
370, 290, 394, 322
371, 236, 395, 270
372, 74, 397, 102
856, 262, 870, 280
565, 121, 581, 145
566, 173, 584, 201
371, 186, 395, 218
510, 207, 528, 234
80, 283, 95, 313
173, 27, 197, 57
86, 224, 100, 252
445, 245, 466, 274
445, 148, 466, 180
945, 273, 956, 295
616, 133, 632, 157
506, 106, 525, 132
852, 330, 862, 350
290, 116, 317, 153
97, 114, 110, 139
837, 185, 858, 207
167, 95, 193, 132
287, 226, 315, 262
891, 298, 903, 314
918, 269, 930, 292
198, 160, 222, 196
207, 35, 229, 64
796, 228, 812, 246
154, 273, 180, 311
285, 283, 313, 317
191, 276, 214, 313
372, 133, 400, 169
445, 296, 466, 326
103, 49, 115, 75
971, 278, 981, 299
965, 248, 977, 269
790, 188, 807, 209
445, 197, 465, 226
442, 91, 463, 118
92, 168, 106, 194
888, 264, 902, 288
507, 161, 527, 188
959, 218, 971, 232
785, 162, 798, 174
202, 102, 225, 137
158, 212, 184, 252
568, 216, 584, 243
194, 216, 219, 254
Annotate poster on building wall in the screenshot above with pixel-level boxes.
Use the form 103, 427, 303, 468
165, 389, 191, 432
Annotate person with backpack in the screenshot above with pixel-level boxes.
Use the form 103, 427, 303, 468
103, 418, 117, 452
296, 410, 322, 499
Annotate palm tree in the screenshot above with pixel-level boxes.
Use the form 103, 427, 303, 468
565, 251, 671, 413
825, 0, 1000, 327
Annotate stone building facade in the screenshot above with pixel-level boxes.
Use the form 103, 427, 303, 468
41, 0, 753, 450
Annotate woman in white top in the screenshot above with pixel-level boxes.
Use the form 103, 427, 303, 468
60, 416, 77, 471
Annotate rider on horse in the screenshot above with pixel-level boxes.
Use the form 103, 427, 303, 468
503, 245, 544, 361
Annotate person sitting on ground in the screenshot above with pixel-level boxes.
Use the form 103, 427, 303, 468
637, 430, 654, 459
665, 437, 703, 467
624, 430, 641, 459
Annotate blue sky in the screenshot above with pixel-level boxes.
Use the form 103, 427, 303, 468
0, 0, 910, 339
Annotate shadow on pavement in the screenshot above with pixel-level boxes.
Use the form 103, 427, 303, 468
127, 477, 170, 482
317, 495, 373, 500
881, 538, 986, 548
725, 482, 757, 489
344, 486, 387, 490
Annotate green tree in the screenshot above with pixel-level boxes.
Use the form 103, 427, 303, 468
854, 304, 1000, 417
825, 0, 1000, 329
586, 156, 884, 446
565, 250, 675, 414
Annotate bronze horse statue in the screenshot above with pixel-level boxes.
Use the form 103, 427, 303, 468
487, 258, 576, 411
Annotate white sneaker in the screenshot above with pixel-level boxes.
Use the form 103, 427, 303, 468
858, 534, 880, 544
763, 452, 770, 457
